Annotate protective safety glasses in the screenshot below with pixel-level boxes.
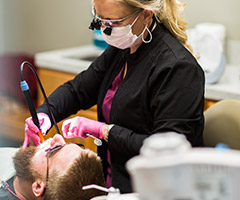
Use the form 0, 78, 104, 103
91, 6, 141, 27
43, 143, 85, 196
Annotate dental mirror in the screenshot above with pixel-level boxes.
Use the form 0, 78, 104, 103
86, 133, 102, 146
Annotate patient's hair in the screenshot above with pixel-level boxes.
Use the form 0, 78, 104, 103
13, 146, 40, 183
44, 149, 106, 200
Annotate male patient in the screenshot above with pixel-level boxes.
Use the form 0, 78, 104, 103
0, 134, 106, 200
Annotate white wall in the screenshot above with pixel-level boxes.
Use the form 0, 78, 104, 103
0, 0, 92, 54
0, 1, 5, 53
0, 0, 239, 55
183, 0, 239, 41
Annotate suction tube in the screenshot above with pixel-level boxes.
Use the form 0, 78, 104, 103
20, 61, 61, 141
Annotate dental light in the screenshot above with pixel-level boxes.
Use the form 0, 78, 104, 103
85, 132, 240, 200
127, 132, 240, 200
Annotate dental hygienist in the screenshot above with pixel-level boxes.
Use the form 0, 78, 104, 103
24, 0, 205, 193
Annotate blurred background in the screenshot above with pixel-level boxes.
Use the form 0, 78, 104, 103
0, 0, 239, 55
0, 0, 239, 147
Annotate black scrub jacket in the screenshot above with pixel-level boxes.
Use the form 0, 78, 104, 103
38, 23, 205, 193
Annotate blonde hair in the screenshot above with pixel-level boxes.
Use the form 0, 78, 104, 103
117, 0, 193, 54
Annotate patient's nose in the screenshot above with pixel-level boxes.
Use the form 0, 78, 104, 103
52, 134, 66, 146
37, 137, 54, 150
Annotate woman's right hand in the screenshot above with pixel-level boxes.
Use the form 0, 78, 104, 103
22, 113, 51, 150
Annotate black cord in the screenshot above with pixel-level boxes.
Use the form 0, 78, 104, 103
20, 61, 61, 135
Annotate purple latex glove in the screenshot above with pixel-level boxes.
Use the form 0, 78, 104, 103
62, 116, 104, 139
22, 113, 51, 150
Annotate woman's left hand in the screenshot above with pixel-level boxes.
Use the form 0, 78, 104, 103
62, 116, 105, 139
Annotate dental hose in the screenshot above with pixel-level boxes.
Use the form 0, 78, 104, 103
20, 61, 61, 142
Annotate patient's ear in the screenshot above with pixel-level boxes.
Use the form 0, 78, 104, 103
32, 180, 45, 197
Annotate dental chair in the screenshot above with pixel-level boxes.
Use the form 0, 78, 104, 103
203, 99, 240, 149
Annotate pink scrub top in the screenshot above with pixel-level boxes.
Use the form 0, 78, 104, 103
101, 66, 124, 188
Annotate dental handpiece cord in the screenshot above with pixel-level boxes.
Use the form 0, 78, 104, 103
20, 61, 61, 140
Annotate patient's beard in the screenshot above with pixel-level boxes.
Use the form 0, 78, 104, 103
13, 146, 39, 183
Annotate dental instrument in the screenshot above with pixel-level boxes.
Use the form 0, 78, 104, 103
20, 61, 102, 147
85, 133, 102, 146
20, 61, 61, 141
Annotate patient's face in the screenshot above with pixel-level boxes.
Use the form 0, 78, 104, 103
32, 134, 83, 176
14, 134, 83, 181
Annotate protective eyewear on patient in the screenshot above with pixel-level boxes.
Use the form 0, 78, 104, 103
43, 143, 85, 196
45, 143, 85, 157
92, 6, 141, 27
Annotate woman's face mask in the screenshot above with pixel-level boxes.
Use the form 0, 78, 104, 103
101, 13, 147, 49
